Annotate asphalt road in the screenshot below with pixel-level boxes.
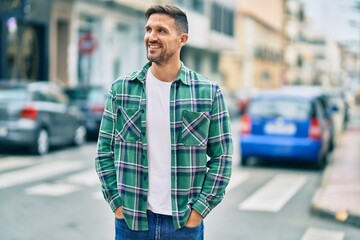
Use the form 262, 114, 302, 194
0, 122, 359, 239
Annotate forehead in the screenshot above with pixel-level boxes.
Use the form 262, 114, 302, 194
146, 13, 175, 28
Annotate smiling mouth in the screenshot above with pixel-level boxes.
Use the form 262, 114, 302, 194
148, 42, 161, 50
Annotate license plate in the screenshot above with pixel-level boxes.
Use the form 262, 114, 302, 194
264, 122, 296, 135
0, 127, 8, 137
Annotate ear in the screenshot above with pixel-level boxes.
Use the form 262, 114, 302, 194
179, 33, 189, 47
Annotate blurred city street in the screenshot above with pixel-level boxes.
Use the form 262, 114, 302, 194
0, 107, 359, 240
1, 0, 360, 239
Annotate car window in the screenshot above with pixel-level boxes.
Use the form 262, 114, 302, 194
52, 90, 69, 104
66, 88, 105, 104
314, 100, 326, 126
32, 91, 50, 102
0, 88, 28, 102
88, 89, 106, 104
248, 98, 311, 120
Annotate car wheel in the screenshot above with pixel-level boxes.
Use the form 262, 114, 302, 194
73, 125, 86, 146
32, 129, 49, 155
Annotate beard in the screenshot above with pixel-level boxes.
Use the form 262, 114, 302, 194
146, 46, 176, 65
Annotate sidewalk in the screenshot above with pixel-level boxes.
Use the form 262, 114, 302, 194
311, 105, 360, 227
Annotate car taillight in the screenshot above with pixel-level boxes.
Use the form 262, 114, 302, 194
309, 118, 321, 140
20, 105, 38, 120
90, 105, 104, 113
240, 114, 251, 135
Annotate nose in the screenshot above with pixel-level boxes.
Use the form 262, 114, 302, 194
146, 31, 158, 42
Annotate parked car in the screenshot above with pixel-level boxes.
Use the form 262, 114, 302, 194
280, 85, 338, 152
64, 85, 106, 139
240, 89, 332, 168
0, 81, 86, 155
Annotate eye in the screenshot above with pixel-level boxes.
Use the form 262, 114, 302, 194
145, 27, 152, 33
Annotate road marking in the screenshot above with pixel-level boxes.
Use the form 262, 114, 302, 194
0, 159, 34, 172
61, 169, 99, 187
0, 161, 85, 189
25, 183, 80, 196
238, 174, 306, 212
226, 169, 249, 192
93, 191, 103, 200
301, 228, 345, 240
25, 169, 99, 196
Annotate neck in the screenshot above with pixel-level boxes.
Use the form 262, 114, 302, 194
150, 60, 181, 83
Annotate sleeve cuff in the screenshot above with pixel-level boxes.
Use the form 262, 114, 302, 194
106, 193, 123, 212
192, 196, 212, 218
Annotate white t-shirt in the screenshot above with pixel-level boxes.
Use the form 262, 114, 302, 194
146, 68, 172, 215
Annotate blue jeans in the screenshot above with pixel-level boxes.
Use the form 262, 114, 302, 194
115, 210, 204, 240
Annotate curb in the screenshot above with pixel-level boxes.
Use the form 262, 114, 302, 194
311, 188, 360, 228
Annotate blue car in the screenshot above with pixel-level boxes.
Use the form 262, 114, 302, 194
239, 89, 331, 168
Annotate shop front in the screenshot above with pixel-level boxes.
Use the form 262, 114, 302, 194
0, 0, 51, 81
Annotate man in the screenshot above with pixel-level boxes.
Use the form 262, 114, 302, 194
95, 4, 232, 240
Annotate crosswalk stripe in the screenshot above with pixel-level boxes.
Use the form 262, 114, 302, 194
25, 169, 99, 196
238, 174, 307, 212
226, 169, 249, 192
25, 183, 80, 196
0, 159, 34, 172
0, 161, 85, 189
301, 227, 345, 240
61, 169, 99, 187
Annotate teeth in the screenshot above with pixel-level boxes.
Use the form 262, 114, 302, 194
149, 44, 160, 49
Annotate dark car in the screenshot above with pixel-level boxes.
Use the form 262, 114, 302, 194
0, 81, 86, 155
64, 85, 106, 139
240, 89, 332, 168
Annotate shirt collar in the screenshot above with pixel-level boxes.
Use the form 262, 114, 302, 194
130, 61, 190, 86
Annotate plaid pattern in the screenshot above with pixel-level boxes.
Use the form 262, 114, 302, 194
95, 62, 233, 231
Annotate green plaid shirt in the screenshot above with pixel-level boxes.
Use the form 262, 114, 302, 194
95, 62, 233, 231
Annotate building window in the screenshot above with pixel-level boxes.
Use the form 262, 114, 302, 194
192, 0, 204, 13
262, 71, 270, 82
175, 0, 186, 6
210, 3, 234, 36
77, 14, 100, 85
6, 20, 41, 80
223, 10, 234, 36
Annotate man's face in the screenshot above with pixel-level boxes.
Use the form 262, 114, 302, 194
144, 13, 185, 65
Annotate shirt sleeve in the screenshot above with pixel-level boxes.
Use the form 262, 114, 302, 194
95, 85, 123, 211
192, 84, 233, 218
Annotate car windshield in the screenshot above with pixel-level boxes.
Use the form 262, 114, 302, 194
248, 98, 311, 120
0, 88, 28, 102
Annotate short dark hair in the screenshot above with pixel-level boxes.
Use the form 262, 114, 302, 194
145, 5, 188, 34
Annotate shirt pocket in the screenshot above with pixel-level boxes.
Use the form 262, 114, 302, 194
116, 106, 142, 143
181, 110, 210, 146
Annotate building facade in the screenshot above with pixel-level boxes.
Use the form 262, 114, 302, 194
50, 0, 147, 88
222, 0, 284, 93
1, 0, 236, 91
